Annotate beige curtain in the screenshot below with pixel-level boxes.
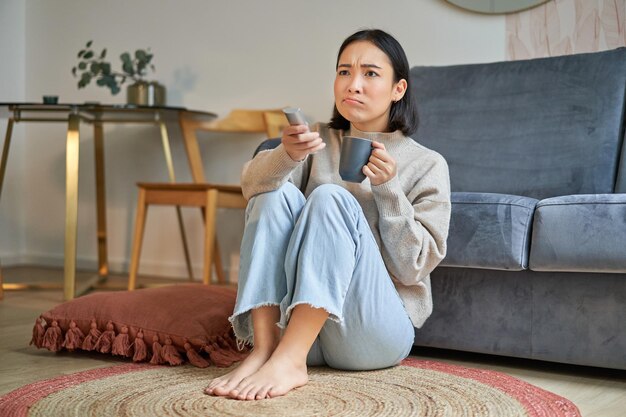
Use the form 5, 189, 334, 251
506, 0, 626, 59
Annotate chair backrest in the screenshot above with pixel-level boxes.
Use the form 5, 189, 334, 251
262, 111, 290, 138
178, 108, 289, 182
200, 108, 289, 138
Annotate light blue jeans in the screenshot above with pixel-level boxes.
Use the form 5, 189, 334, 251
230, 182, 414, 371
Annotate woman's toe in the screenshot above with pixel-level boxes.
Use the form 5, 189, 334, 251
256, 385, 271, 400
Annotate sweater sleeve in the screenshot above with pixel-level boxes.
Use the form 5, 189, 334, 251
371, 154, 451, 286
240, 143, 310, 200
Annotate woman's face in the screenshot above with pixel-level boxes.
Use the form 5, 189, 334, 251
334, 41, 407, 132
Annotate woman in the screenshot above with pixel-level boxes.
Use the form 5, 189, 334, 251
206, 29, 451, 401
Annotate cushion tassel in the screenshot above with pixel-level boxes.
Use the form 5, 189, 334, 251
213, 340, 244, 362
132, 330, 148, 362
217, 335, 248, 361
30, 316, 46, 348
161, 337, 184, 366
204, 343, 235, 367
150, 335, 165, 365
42, 320, 63, 352
94, 321, 116, 354
63, 321, 85, 351
112, 325, 132, 357
81, 320, 102, 351
218, 333, 239, 351
184, 341, 210, 368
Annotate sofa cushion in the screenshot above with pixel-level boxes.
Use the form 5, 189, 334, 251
529, 194, 626, 272
616, 129, 626, 193
441, 192, 537, 270
254, 137, 281, 155
410, 47, 626, 200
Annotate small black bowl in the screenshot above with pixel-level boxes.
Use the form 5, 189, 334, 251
43, 95, 59, 104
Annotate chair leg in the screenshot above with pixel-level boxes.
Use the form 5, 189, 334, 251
213, 239, 226, 284
0, 260, 4, 300
175, 206, 195, 282
203, 189, 218, 285
128, 188, 148, 291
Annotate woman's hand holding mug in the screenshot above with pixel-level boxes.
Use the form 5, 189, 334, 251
363, 141, 397, 186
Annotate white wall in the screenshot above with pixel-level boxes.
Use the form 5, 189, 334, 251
1, 0, 505, 279
0, 0, 26, 262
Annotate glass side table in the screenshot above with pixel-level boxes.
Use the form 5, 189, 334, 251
0, 103, 218, 300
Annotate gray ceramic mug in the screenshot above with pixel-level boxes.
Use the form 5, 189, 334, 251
339, 136, 373, 183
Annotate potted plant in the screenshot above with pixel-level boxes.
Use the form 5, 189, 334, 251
72, 40, 166, 106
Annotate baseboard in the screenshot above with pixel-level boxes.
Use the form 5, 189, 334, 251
0, 252, 239, 281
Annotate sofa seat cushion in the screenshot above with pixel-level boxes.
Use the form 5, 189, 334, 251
441, 192, 538, 270
529, 194, 626, 272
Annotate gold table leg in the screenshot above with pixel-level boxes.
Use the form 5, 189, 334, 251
64, 114, 80, 300
0, 259, 3, 299
0, 118, 14, 201
94, 121, 108, 278
0, 119, 14, 296
1, 119, 71, 296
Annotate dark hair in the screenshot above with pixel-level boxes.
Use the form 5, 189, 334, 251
329, 29, 419, 136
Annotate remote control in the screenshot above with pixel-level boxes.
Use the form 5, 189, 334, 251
283, 107, 308, 126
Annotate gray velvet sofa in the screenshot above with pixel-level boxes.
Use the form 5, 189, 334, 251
410, 47, 626, 370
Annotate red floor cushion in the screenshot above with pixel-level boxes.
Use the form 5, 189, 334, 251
29, 284, 247, 368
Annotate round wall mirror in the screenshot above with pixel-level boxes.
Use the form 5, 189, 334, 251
446, 0, 550, 14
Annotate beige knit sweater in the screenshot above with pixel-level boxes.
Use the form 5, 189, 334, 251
241, 123, 451, 328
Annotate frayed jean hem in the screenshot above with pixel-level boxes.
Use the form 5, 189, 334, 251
228, 302, 281, 348
277, 301, 342, 330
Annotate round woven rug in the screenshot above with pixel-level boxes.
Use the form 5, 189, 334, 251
0, 358, 580, 417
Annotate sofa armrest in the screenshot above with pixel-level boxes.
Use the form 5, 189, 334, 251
529, 194, 626, 272
441, 192, 538, 270
253, 138, 281, 156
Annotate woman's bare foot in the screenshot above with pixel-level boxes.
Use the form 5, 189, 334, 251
228, 353, 309, 400
205, 347, 273, 396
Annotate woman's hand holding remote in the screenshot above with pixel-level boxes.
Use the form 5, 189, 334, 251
282, 124, 326, 162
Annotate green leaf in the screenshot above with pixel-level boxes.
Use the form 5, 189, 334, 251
72, 67, 77, 76
78, 62, 87, 70
122, 61, 135, 76
83, 51, 94, 59
78, 49, 85, 58
135, 49, 147, 61
86, 40, 93, 47
145, 54, 153, 63
120, 52, 131, 63
96, 77, 107, 86
100, 48, 107, 59
101, 63, 111, 75
78, 71, 92, 88
90, 62, 100, 74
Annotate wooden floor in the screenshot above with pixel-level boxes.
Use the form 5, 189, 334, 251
1, 266, 625, 416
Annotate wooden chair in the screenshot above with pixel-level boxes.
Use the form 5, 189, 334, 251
127, 109, 289, 290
